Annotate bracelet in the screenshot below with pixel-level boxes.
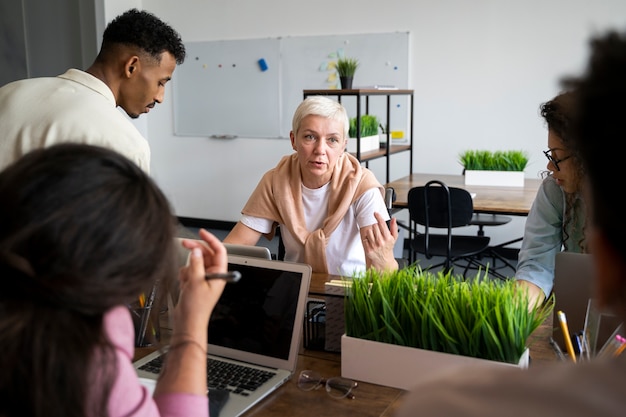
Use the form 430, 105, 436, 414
167, 339, 207, 356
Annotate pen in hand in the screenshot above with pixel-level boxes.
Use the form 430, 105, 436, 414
205, 271, 241, 283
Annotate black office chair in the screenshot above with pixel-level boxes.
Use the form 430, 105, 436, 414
275, 225, 286, 261
469, 213, 512, 237
469, 213, 518, 273
407, 180, 499, 279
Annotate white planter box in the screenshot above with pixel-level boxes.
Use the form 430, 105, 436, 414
347, 135, 380, 153
464, 170, 525, 187
341, 335, 529, 390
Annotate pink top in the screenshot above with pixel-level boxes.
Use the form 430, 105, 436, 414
102, 306, 209, 417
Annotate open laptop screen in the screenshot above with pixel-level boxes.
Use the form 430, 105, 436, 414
208, 260, 302, 361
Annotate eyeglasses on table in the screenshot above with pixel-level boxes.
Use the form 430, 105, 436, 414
297, 370, 358, 399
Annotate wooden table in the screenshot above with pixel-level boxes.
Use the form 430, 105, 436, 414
138, 272, 557, 416
245, 273, 557, 416
385, 173, 542, 216
137, 329, 404, 417
244, 349, 404, 417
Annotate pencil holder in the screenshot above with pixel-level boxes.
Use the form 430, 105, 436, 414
129, 304, 161, 347
303, 300, 326, 350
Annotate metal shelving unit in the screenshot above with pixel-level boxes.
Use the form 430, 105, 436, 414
303, 89, 414, 183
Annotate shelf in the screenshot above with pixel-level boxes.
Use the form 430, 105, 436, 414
349, 144, 411, 162
304, 88, 415, 96
303, 89, 414, 183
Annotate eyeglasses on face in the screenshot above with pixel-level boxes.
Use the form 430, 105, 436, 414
543, 148, 572, 172
297, 370, 358, 399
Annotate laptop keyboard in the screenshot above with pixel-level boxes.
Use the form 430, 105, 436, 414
138, 355, 277, 397
208, 359, 276, 395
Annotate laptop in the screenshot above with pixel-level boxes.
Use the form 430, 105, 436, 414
134, 255, 312, 417
553, 252, 621, 353
224, 243, 272, 259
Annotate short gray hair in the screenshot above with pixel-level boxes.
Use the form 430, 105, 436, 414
291, 96, 349, 139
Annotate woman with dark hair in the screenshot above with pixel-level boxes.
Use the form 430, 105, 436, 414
0, 144, 227, 417
515, 91, 588, 307
395, 28, 626, 417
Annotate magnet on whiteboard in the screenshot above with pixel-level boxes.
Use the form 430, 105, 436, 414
258, 58, 268, 71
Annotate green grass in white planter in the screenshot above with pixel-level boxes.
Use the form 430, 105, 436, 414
459, 150, 529, 171
349, 114, 379, 138
344, 267, 553, 364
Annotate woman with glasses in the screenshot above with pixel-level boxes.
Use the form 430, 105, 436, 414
515, 91, 588, 307
224, 95, 399, 275
395, 28, 626, 417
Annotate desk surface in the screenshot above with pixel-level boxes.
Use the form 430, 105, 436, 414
140, 272, 555, 417
385, 173, 542, 215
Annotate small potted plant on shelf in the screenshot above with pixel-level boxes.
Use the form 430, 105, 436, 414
336, 57, 359, 90
459, 149, 529, 187
347, 114, 380, 153
340, 266, 553, 390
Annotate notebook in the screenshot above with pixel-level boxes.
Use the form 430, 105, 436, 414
553, 252, 620, 352
134, 255, 312, 417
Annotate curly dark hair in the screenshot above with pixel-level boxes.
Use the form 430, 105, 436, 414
101, 8, 185, 64
539, 91, 587, 252
570, 30, 626, 257
539, 91, 577, 147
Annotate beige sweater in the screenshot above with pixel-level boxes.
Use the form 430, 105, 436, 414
242, 153, 383, 273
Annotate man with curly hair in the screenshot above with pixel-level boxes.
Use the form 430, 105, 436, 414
0, 9, 186, 173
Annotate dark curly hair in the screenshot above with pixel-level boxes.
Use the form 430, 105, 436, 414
539, 92, 576, 146
539, 91, 587, 252
569, 30, 626, 258
101, 8, 185, 64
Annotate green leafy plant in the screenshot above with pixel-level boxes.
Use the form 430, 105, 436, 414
459, 150, 529, 171
344, 266, 553, 364
349, 114, 379, 137
336, 57, 359, 77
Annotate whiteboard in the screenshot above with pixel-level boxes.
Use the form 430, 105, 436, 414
173, 38, 281, 138
173, 32, 410, 138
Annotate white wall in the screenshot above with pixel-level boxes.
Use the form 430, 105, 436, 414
121, 0, 625, 245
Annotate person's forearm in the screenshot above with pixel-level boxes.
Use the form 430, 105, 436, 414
369, 252, 399, 272
515, 279, 546, 310
154, 330, 208, 396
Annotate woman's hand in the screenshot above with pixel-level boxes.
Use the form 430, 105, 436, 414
175, 229, 228, 335
155, 229, 228, 396
361, 212, 399, 271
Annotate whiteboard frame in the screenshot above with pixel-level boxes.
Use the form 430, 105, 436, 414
172, 32, 410, 139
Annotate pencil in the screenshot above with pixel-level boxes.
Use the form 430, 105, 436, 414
557, 311, 577, 363
613, 336, 626, 358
